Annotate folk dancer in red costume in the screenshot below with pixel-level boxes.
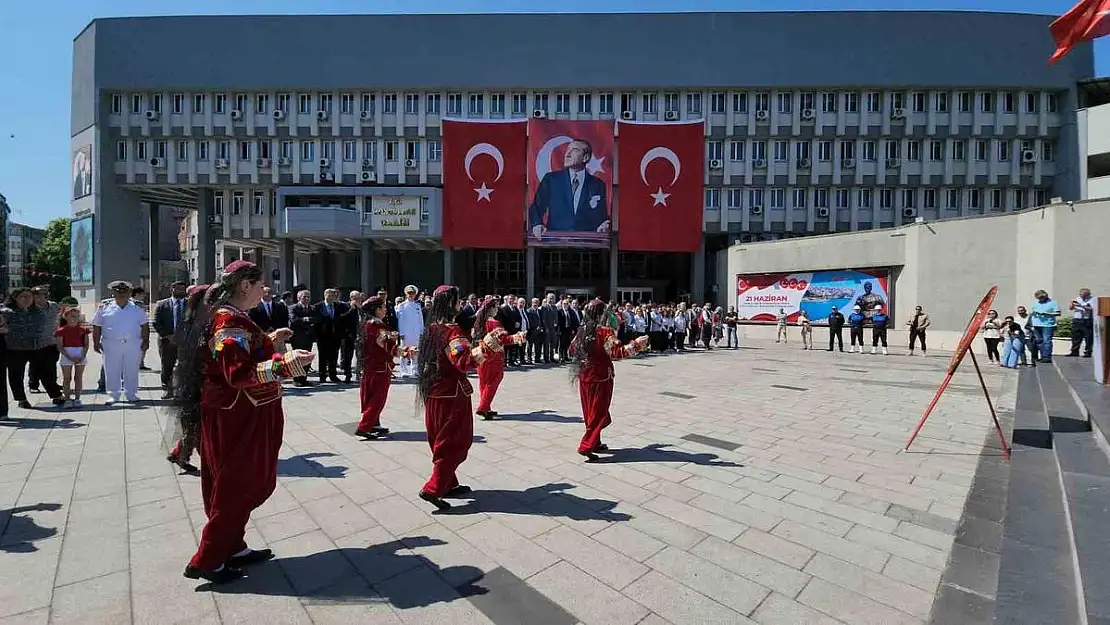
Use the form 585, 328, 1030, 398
473, 296, 526, 419
569, 299, 650, 462
172, 261, 315, 584
414, 285, 501, 511
355, 295, 410, 439
165, 283, 210, 475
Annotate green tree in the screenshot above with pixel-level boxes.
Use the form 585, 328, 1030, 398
26, 217, 71, 298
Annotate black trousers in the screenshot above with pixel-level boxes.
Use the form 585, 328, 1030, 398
27, 346, 59, 390
828, 328, 843, 350
318, 338, 340, 380
527, 332, 544, 363
909, 328, 927, 352
340, 337, 355, 377
983, 338, 1001, 361
850, 327, 865, 346
673, 330, 686, 350
543, 327, 558, 362
9, 348, 62, 402
560, 330, 574, 360
1071, 319, 1093, 356
872, 328, 888, 347
0, 348, 7, 417
159, 337, 178, 389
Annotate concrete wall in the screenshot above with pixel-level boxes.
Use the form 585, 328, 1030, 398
718, 199, 1110, 349
1079, 102, 1110, 200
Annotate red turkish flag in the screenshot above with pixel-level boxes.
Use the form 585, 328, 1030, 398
1049, 0, 1110, 63
442, 120, 527, 249
617, 120, 705, 252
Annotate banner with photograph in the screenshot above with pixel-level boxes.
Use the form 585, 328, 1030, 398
70, 215, 94, 286
72, 145, 92, 200
736, 268, 891, 324
526, 119, 614, 248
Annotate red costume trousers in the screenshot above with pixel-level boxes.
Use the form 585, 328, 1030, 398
357, 370, 392, 431
190, 401, 283, 571
476, 357, 504, 413
578, 379, 614, 454
422, 393, 474, 497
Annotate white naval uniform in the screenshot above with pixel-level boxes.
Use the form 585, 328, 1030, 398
92, 300, 149, 400
395, 299, 424, 377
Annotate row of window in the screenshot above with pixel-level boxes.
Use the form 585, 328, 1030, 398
205, 192, 433, 220
703, 187, 1050, 211
117, 138, 440, 164
708, 138, 1055, 164
112, 89, 1063, 119
115, 136, 1055, 167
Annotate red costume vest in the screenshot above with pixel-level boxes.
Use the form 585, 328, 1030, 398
201, 305, 306, 410
428, 323, 480, 398
574, 326, 641, 384
362, 317, 400, 373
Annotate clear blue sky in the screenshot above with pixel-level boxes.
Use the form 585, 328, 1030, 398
0, 0, 1104, 228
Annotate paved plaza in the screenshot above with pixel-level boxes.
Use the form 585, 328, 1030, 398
0, 341, 1012, 625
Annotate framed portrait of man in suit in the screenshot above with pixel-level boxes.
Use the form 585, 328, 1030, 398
527, 119, 614, 248
72, 145, 93, 200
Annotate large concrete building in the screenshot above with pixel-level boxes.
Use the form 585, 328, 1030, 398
70, 11, 1093, 302
7, 222, 44, 290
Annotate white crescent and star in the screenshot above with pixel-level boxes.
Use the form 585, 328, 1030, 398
464, 143, 505, 202
639, 146, 681, 207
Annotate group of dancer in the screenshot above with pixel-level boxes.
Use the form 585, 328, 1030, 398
168, 260, 649, 584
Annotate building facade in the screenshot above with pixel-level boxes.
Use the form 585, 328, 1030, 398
70, 12, 1094, 302
1077, 78, 1110, 200
7, 222, 45, 290
0, 194, 10, 294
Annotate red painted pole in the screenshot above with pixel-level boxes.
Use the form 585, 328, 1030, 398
968, 348, 1011, 457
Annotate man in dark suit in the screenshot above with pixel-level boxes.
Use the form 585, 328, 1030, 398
539, 293, 560, 364
376, 287, 398, 331
528, 139, 610, 237
249, 286, 290, 332
498, 295, 522, 366
151, 281, 188, 398
525, 297, 543, 365
560, 297, 581, 360
455, 293, 479, 334
339, 290, 363, 382
313, 288, 350, 383
288, 289, 317, 387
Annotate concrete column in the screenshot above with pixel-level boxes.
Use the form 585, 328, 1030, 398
310, 253, 325, 295
280, 238, 295, 294
147, 203, 162, 297
249, 247, 263, 263
525, 247, 536, 300
443, 247, 454, 286
608, 236, 619, 301
360, 239, 373, 293
196, 190, 216, 284
691, 238, 706, 303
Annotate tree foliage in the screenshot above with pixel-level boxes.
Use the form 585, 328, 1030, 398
26, 217, 71, 298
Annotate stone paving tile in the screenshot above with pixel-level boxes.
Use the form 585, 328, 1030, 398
0, 341, 1008, 624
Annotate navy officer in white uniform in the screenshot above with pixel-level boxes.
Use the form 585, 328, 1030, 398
91, 281, 150, 404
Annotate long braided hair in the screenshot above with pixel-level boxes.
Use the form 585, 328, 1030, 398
471, 297, 499, 341
170, 262, 264, 429
416, 285, 459, 407
568, 299, 606, 385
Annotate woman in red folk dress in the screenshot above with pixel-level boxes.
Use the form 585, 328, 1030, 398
355, 295, 406, 439
414, 285, 500, 511
172, 260, 315, 584
473, 296, 526, 419
569, 299, 650, 462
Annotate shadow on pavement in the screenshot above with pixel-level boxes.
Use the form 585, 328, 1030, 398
0, 417, 85, 429
202, 536, 488, 608
492, 410, 580, 423
437, 482, 631, 522
384, 432, 487, 444
0, 503, 62, 553
278, 453, 348, 479
594, 443, 743, 467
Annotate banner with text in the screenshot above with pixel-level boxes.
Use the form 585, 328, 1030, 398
527, 119, 614, 248
369, 196, 421, 231
442, 119, 528, 248
736, 269, 891, 324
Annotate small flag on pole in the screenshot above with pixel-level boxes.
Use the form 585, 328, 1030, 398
1049, 0, 1110, 63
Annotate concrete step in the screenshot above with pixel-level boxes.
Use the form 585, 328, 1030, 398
1048, 361, 1110, 625
993, 368, 1082, 625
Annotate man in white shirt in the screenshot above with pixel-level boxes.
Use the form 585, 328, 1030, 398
1069, 288, 1095, 358
395, 284, 424, 377
92, 280, 151, 404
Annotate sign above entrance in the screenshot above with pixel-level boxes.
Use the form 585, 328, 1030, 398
369, 196, 420, 231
